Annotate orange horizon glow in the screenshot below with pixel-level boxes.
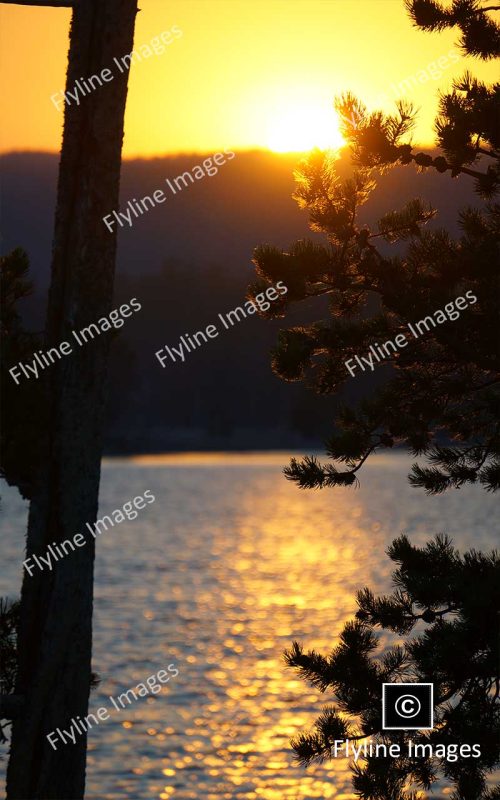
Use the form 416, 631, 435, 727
1, 1, 499, 158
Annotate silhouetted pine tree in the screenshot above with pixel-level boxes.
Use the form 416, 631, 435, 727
285, 535, 500, 800
0, 599, 19, 747
251, 2, 500, 797
250, 0, 500, 494
0, 249, 38, 750
0, 248, 44, 500
1, 3, 138, 798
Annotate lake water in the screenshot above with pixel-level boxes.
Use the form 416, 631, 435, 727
0, 452, 498, 799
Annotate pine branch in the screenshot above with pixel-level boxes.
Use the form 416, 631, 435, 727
286, 536, 500, 795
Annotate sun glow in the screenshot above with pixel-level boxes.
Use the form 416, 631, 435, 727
266, 101, 346, 153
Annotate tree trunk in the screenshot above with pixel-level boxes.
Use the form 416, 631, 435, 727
6, 1, 137, 797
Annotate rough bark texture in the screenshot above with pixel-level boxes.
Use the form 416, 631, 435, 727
6, 1, 138, 797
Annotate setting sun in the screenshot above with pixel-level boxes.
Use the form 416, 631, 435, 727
266, 102, 346, 153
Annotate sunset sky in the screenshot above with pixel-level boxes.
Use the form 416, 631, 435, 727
0, 0, 498, 157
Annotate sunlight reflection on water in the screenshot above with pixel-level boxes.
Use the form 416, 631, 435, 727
0, 452, 498, 799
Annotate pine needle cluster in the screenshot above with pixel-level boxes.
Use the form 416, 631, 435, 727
285, 535, 500, 799
250, 2, 500, 494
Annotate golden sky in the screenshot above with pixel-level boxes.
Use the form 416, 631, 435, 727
0, 0, 497, 156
